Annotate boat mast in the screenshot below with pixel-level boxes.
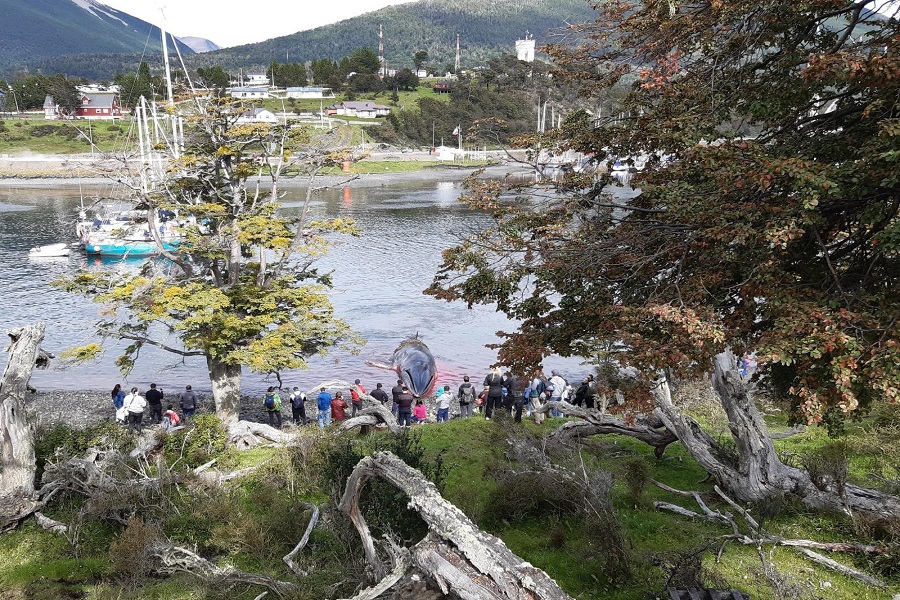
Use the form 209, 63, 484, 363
159, 7, 180, 158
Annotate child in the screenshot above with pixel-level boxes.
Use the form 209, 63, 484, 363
413, 398, 427, 424
436, 385, 452, 422
162, 404, 181, 431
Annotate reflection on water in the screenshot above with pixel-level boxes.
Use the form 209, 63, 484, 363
0, 180, 588, 396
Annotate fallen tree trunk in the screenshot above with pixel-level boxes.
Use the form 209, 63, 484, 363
338, 451, 572, 600
536, 400, 678, 457
652, 352, 900, 517
339, 403, 401, 435
0, 323, 45, 530
228, 420, 295, 449
151, 541, 296, 597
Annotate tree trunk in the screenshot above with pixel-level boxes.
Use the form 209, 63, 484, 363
653, 352, 900, 517
540, 401, 677, 457
338, 451, 573, 600
0, 323, 46, 531
0, 323, 44, 497
207, 357, 242, 424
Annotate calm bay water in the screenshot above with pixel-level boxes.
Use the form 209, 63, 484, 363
0, 177, 587, 397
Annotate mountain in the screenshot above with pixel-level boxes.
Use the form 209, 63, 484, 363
179, 37, 220, 54
8, 0, 597, 80
192, 0, 598, 71
0, 0, 193, 76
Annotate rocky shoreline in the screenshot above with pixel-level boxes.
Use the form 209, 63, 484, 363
25, 389, 289, 431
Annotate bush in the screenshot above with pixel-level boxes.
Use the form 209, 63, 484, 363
162, 414, 227, 468
28, 124, 57, 137
622, 457, 650, 504
801, 442, 849, 495
109, 518, 160, 586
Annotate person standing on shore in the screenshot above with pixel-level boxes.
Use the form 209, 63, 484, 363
350, 379, 366, 417
482, 367, 504, 420
111, 384, 126, 422
331, 391, 349, 422
370, 382, 389, 405
396, 385, 414, 428
145, 383, 164, 425
316, 387, 333, 429
391, 379, 404, 416
123, 387, 147, 434
264, 386, 283, 428
436, 385, 452, 422
457, 376, 477, 418
179, 385, 198, 420
290, 386, 307, 425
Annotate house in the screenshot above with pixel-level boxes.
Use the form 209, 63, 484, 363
236, 107, 278, 124
74, 93, 122, 120
324, 101, 391, 119
43, 96, 59, 119
284, 87, 335, 99
229, 87, 270, 99
433, 80, 454, 94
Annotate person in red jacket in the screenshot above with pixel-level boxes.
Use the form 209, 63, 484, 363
331, 391, 349, 422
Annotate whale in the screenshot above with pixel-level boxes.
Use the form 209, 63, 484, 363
368, 337, 437, 398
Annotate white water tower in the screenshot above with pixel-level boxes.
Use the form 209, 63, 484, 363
515, 31, 535, 62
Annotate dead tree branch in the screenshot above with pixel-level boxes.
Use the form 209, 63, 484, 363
282, 502, 319, 577
338, 451, 573, 599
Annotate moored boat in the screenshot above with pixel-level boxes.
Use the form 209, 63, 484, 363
28, 243, 71, 258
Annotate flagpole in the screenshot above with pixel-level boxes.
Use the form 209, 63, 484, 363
457, 124, 462, 152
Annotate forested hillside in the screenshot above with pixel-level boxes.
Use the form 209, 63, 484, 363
0, 0, 193, 77
173, 0, 597, 73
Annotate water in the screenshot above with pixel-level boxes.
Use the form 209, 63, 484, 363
0, 178, 588, 397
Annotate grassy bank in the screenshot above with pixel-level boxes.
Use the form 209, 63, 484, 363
1, 400, 898, 599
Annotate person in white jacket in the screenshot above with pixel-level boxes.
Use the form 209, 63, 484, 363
548, 370, 568, 418
123, 387, 147, 434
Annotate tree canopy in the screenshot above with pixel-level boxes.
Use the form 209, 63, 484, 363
428, 0, 900, 425
60, 96, 362, 421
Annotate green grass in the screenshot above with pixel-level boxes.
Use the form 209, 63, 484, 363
0, 118, 136, 155
3, 407, 898, 599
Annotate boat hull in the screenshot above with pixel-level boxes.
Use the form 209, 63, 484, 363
83, 240, 179, 257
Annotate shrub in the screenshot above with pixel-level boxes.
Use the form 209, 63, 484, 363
163, 414, 227, 468
622, 457, 650, 504
801, 442, 849, 495
109, 518, 160, 586
29, 124, 57, 137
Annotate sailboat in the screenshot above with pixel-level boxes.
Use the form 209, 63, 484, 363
77, 17, 187, 259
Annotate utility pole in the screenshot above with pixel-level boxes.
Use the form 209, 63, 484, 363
378, 24, 385, 79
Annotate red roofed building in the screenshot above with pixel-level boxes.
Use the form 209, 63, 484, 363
74, 93, 122, 120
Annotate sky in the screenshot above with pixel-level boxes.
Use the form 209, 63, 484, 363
98, 0, 419, 48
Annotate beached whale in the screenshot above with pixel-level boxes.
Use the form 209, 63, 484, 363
368, 337, 437, 398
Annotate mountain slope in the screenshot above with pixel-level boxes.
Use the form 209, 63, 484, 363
195, 0, 598, 71
0, 0, 192, 74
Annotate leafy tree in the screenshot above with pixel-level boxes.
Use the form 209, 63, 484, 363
196, 65, 230, 89
310, 59, 337, 85
114, 61, 161, 108
414, 50, 429, 71
267, 61, 308, 88
59, 97, 362, 422
45, 75, 80, 116
394, 68, 419, 92
348, 73, 384, 94
348, 47, 380, 75
427, 0, 900, 515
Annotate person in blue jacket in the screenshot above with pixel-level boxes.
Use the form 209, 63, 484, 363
316, 387, 333, 429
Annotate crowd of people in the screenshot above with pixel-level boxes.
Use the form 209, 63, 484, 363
109, 368, 601, 434
110, 383, 197, 434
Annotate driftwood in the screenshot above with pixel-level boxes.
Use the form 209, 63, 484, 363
338, 451, 572, 599
282, 502, 319, 577
339, 403, 401, 435
151, 541, 296, 597
0, 324, 46, 530
652, 480, 888, 588
228, 420, 294, 449
535, 399, 678, 457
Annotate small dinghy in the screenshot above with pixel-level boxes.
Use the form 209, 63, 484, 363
28, 243, 71, 258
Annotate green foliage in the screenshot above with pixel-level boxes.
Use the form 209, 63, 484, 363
162, 414, 227, 468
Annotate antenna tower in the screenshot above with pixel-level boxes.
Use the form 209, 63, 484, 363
378, 24, 385, 78
455, 33, 460, 74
